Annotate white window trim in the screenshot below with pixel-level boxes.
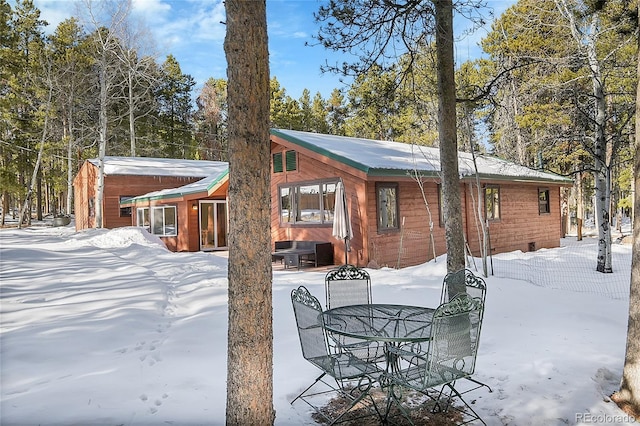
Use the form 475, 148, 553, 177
136, 206, 177, 237
279, 179, 338, 225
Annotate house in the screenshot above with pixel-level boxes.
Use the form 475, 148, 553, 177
269, 129, 572, 268
73, 156, 229, 252
74, 131, 571, 267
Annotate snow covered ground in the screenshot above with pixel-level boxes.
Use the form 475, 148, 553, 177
0, 223, 636, 425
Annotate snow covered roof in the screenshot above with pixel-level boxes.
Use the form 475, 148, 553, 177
87, 156, 228, 178
122, 167, 229, 205
271, 129, 572, 184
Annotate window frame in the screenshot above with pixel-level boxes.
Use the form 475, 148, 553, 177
285, 150, 297, 171
538, 188, 550, 214
136, 205, 177, 237
272, 152, 283, 173
376, 182, 400, 232
119, 196, 133, 218
484, 185, 501, 221
278, 179, 338, 226
136, 207, 150, 232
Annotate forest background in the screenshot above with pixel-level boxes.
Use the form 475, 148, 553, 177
0, 0, 636, 238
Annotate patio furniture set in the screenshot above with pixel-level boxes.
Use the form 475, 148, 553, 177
290, 266, 491, 425
272, 240, 333, 270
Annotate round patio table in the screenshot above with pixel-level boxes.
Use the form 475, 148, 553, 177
321, 303, 435, 343
321, 304, 435, 424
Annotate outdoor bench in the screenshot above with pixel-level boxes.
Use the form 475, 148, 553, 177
272, 240, 333, 270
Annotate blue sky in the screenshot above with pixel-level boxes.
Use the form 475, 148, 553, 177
30, 0, 516, 101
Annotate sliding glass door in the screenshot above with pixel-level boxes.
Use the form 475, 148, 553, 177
199, 200, 228, 251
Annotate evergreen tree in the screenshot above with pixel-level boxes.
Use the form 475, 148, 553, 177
345, 64, 402, 140
269, 76, 301, 129
326, 88, 347, 136
299, 88, 313, 131
156, 54, 195, 158
194, 77, 228, 160
310, 91, 329, 133
5, 0, 47, 225
49, 17, 93, 214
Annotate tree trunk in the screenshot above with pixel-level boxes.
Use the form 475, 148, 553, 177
224, 1, 274, 424
1, 193, 7, 226
611, 7, 640, 415
511, 78, 526, 165
465, 106, 489, 278
589, 27, 612, 272
19, 83, 52, 229
554, 0, 614, 273
577, 171, 584, 241
434, 0, 465, 279
66, 113, 73, 215
96, 60, 107, 229
128, 70, 136, 157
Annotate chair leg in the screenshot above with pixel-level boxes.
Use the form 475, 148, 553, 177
327, 376, 376, 426
463, 376, 493, 394
382, 382, 416, 426
292, 374, 379, 425
443, 382, 486, 425
290, 372, 327, 405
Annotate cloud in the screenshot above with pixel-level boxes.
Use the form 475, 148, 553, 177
131, 0, 171, 16
32, 0, 80, 33
192, 1, 226, 42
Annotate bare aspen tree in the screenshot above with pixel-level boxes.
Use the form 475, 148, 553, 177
112, 15, 157, 157
554, 0, 621, 273
80, 0, 130, 228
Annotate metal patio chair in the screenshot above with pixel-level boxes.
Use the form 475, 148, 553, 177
384, 293, 487, 425
440, 268, 487, 304
325, 264, 372, 309
324, 265, 384, 365
290, 286, 379, 425
439, 268, 492, 396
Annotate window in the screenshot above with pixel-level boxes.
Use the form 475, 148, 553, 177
272, 152, 283, 173
136, 206, 177, 236
484, 186, 500, 220
538, 188, 550, 214
119, 196, 132, 217
137, 207, 150, 231
273, 150, 297, 173
153, 206, 177, 236
285, 150, 297, 171
377, 183, 399, 231
278, 180, 337, 224
88, 197, 95, 218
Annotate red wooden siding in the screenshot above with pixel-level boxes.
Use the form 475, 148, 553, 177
73, 160, 202, 231
270, 138, 567, 269
463, 182, 562, 256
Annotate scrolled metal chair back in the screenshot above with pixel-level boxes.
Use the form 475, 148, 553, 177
325, 264, 371, 309
291, 286, 328, 361
440, 268, 486, 305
